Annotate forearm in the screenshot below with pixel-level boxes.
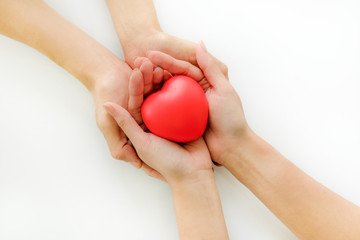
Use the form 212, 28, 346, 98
170, 170, 229, 240
0, 0, 120, 90
106, 0, 161, 49
225, 130, 360, 239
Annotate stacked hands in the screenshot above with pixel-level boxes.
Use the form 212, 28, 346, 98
91, 37, 229, 177
2, 1, 360, 239
103, 42, 246, 184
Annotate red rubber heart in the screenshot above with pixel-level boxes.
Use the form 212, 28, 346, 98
141, 75, 208, 143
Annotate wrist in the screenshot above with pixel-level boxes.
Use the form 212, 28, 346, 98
87, 53, 126, 93
106, 0, 162, 59
222, 128, 276, 184
221, 128, 261, 169
169, 169, 215, 191
122, 29, 165, 64
170, 168, 229, 240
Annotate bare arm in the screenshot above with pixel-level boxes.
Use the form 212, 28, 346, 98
146, 43, 360, 240
0, 0, 119, 90
225, 130, 360, 239
106, 0, 161, 50
103, 63, 229, 239
106, 102, 229, 240
0, 0, 143, 167
105, 0, 228, 74
171, 172, 229, 240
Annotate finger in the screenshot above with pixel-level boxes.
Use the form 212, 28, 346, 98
97, 112, 142, 168
142, 163, 167, 182
128, 69, 144, 124
103, 102, 148, 149
153, 67, 164, 85
209, 54, 229, 79
152, 67, 164, 92
166, 39, 228, 78
195, 41, 227, 88
147, 51, 204, 82
134, 57, 148, 69
139, 60, 154, 94
163, 70, 173, 81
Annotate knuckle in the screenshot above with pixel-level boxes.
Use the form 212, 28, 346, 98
110, 149, 125, 160
220, 63, 229, 76
136, 145, 146, 158
188, 53, 197, 66
167, 58, 175, 70
95, 114, 107, 131
145, 168, 158, 178
183, 65, 191, 76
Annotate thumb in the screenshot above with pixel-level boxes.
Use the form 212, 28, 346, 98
103, 102, 147, 149
196, 41, 227, 88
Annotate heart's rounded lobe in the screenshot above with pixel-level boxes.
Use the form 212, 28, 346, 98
141, 75, 208, 143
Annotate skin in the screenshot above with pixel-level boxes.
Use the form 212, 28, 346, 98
141, 43, 360, 240
0, 0, 145, 168
105, 0, 228, 75
0, 0, 227, 173
103, 65, 229, 239
104, 0, 229, 176
3, 0, 358, 238
0, 1, 228, 238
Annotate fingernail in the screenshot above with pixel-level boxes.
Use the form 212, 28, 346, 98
130, 161, 140, 169
200, 41, 207, 52
103, 102, 113, 110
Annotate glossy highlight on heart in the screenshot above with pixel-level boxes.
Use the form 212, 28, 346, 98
141, 75, 208, 143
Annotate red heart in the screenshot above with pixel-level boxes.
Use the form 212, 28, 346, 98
141, 75, 209, 143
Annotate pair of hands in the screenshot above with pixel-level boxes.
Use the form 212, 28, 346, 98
92, 32, 227, 169
103, 42, 248, 184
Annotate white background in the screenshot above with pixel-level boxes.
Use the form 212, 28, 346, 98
1, 0, 360, 239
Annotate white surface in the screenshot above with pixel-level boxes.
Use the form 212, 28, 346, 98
1, 0, 360, 239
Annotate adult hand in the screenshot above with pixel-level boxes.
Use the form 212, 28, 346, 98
124, 31, 229, 78
92, 61, 143, 168
103, 59, 228, 240
103, 63, 213, 184
145, 42, 249, 165
0, 0, 149, 169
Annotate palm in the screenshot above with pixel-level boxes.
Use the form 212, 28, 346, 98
203, 86, 247, 164
144, 43, 248, 165
92, 61, 142, 166
124, 32, 228, 77
124, 60, 213, 180
124, 32, 195, 67
139, 133, 212, 182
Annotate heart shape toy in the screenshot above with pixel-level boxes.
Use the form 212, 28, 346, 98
141, 75, 208, 143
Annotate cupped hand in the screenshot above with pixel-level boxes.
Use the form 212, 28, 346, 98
124, 31, 228, 78
145, 42, 249, 166
92, 60, 143, 168
103, 63, 213, 184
